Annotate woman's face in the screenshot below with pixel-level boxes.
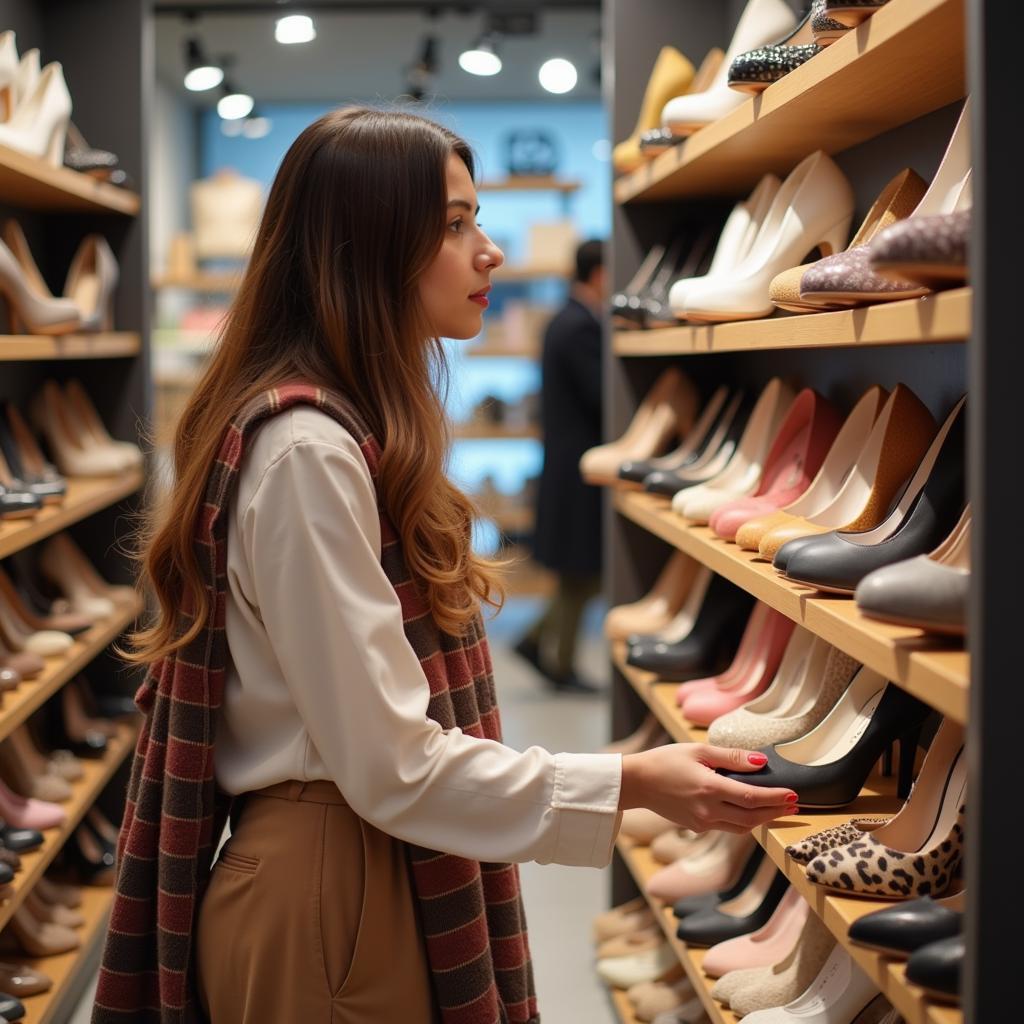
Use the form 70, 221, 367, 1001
418, 154, 504, 340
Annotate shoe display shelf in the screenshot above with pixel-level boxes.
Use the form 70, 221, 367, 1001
0, 594, 142, 750
612, 648, 957, 1024
479, 177, 581, 194
0, 333, 142, 362
18, 884, 115, 1024
603, 0, 1008, 1014
0, 721, 136, 939
613, 0, 965, 204
614, 492, 968, 725
0, 471, 145, 563
612, 287, 970, 356
0, 141, 139, 216
0, 2, 152, 1014
151, 270, 241, 294
456, 423, 542, 440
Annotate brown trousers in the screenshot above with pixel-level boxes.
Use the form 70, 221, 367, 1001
196, 780, 437, 1023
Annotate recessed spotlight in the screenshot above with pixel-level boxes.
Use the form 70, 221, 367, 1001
275, 14, 316, 44
539, 58, 578, 94
183, 38, 223, 91
459, 34, 502, 76
217, 84, 254, 120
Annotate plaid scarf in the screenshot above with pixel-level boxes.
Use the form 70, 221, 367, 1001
93, 382, 538, 1024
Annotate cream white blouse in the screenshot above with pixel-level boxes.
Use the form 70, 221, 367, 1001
217, 406, 623, 867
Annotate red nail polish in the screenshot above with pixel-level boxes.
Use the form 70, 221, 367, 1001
748, 753, 768, 766
786, 792, 799, 802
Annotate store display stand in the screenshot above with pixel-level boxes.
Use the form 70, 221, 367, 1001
603, 0, 1003, 1020
0, 1, 150, 1018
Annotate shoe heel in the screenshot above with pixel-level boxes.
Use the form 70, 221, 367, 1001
816, 218, 851, 258
45, 119, 69, 168
881, 742, 894, 778
897, 722, 924, 799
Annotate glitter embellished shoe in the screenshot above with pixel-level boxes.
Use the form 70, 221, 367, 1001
728, 6, 822, 94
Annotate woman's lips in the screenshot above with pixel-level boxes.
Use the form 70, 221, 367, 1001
469, 294, 489, 308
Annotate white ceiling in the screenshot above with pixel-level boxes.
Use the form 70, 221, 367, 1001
154, 6, 604, 105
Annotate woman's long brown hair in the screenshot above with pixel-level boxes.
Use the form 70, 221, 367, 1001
128, 107, 503, 664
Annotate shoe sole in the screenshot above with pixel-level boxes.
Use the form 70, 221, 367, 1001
871, 261, 968, 290
798, 287, 930, 305
857, 606, 966, 637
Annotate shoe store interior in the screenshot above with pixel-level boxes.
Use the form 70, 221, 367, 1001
0, 0, 1008, 1021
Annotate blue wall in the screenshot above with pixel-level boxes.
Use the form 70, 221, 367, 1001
200, 100, 609, 550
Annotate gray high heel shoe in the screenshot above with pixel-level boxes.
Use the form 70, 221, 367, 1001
854, 507, 970, 636
0, 222, 80, 335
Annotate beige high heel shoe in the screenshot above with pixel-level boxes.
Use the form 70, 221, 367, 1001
0, 583, 73, 658
65, 380, 141, 469
0, 730, 71, 803
64, 237, 119, 333
40, 533, 130, 615
31, 379, 127, 477
579, 367, 699, 485
0, 222, 80, 335
604, 550, 703, 641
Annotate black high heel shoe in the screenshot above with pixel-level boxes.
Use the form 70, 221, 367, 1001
0, 408, 65, 506
673, 843, 766, 918
906, 934, 964, 1002
644, 393, 753, 498
0, 820, 43, 853
676, 862, 790, 947
64, 826, 116, 886
781, 397, 966, 594
626, 572, 754, 681
618, 387, 732, 486
642, 225, 718, 329
611, 243, 670, 327
718, 666, 930, 808
41, 689, 108, 759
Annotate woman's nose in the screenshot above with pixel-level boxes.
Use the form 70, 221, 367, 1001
478, 236, 504, 270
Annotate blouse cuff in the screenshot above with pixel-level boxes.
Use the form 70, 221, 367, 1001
547, 752, 623, 868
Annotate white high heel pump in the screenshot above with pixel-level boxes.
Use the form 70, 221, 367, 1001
669, 173, 780, 318
673, 377, 795, 522
0, 61, 71, 166
682, 151, 854, 322
660, 0, 797, 135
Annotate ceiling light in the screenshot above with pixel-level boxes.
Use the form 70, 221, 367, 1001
217, 83, 254, 120
539, 57, 578, 94
459, 34, 502, 77
275, 13, 316, 44
183, 37, 223, 92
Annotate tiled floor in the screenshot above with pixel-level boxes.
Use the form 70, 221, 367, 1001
71, 597, 617, 1024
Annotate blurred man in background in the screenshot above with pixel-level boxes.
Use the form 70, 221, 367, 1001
514, 239, 606, 693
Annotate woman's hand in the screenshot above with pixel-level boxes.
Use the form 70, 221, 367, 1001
620, 743, 797, 834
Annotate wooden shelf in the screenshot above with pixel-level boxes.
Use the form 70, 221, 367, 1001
608, 986, 641, 1024
0, 723, 136, 936
0, 470, 145, 562
0, 333, 142, 362
479, 176, 581, 193
152, 271, 241, 292
464, 345, 540, 359
615, 837, 738, 1024
613, 289, 970, 355
0, 597, 142, 748
18, 885, 114, 1024
455, 423, 541, 440
614, 0, 965, 204
613, 653, 961, 1024
0, 144, 139, 215
754, 817, 962, 1024
615, 492, 968, 724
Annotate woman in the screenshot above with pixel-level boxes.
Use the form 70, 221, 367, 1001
93, 108, 794, 1024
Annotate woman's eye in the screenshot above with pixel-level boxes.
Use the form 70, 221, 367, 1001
449, 219, 463, 234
